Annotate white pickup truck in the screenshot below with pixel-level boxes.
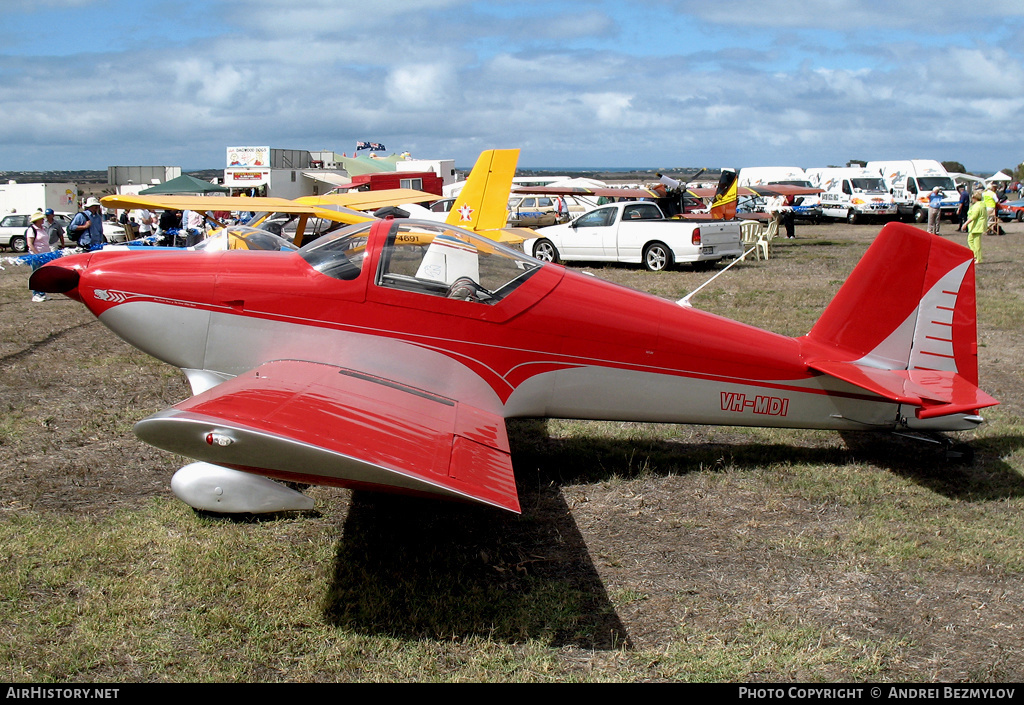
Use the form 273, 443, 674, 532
526, 200, 743, 271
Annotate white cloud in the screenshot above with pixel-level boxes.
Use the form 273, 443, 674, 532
220, 0, 466, 37
0, 0, 1020, 171
580, 92, 632, 126
663, 0, 1024, 32
386, 64, 457, 109
942, 48, 1024, 95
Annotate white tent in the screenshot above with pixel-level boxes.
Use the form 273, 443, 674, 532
949, 172, 984, 186
987, 171, 1012, 182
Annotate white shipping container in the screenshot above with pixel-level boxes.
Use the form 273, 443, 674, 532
0, 182, 79, 215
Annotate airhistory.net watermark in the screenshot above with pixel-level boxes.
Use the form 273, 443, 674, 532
6, 688, 119, 700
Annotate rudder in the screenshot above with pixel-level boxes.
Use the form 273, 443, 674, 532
804, 222, 979, 384
445, 149, 519, 232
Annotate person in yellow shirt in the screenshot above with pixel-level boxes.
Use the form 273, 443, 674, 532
982, 183, 1000, 236
966, 191, 987, 263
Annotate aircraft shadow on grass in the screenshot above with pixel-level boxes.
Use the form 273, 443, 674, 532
318, 422, 1023, 646
507, 420, 1024, 503
322, 483, 630, 649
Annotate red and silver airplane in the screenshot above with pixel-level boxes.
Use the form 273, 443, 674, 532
30, 216, 996, 514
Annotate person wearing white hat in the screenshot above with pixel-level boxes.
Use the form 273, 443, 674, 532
27, 212, 50, 302
927, 186, 944, 235
67, 197, 106, 248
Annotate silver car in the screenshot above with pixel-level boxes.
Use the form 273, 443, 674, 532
0, 213, 66, 252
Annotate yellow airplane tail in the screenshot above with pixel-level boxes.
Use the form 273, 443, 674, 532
445, 149, 519, 231
710, 169, 738, 220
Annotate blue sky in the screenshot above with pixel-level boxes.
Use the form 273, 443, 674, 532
1, 0, 1021, 173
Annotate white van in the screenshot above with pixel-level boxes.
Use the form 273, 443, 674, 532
865, 160, 959, 223
805, 167, 897, 224
738, 166, 821, 221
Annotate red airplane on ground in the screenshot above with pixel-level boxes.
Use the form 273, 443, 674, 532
30, 217, 996, 514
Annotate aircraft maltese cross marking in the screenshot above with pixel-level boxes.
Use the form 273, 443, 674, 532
457, 204, 474, 222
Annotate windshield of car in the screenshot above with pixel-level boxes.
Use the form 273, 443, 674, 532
918, 177, 955, 191
850, 178, 887, 192
574, 207, 617, 227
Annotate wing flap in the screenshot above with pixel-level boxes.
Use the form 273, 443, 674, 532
807, 359, 998, 419
135, 360, 519, 512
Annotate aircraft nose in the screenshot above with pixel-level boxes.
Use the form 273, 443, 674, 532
28, 254, 92, 302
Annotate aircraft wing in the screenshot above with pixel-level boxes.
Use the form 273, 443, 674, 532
133, 359, 520, 513
101, 194, 372, 232
687, 185, 821, 199
742, 185, 822, 197
513, 185, 666, 199
101, 194, 326, 215
296, 188, 438, 210
474, 227, 537, 244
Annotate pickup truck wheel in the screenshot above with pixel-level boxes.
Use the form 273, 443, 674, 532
642, 242, 673, 271
9, 235, 27, 253
846, 209, 859, 225
913, 208, 927, 223
532, 239, 559, 263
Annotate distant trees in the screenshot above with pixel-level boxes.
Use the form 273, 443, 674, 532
942, 161, 967, 174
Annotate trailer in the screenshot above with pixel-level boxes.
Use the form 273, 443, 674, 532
0, 182, 79, 215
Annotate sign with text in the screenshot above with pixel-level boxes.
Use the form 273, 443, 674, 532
227, 146, 270, 168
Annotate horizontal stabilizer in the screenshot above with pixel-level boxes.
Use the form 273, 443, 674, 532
135, 360, 520, 512
807, 359, 998, 419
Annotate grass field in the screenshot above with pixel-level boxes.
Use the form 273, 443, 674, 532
0, 219, 1021, 682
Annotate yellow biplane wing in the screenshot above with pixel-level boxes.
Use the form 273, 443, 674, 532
100, 194, 373, 247
296, 188, 437, 210
100, 194, 332, 216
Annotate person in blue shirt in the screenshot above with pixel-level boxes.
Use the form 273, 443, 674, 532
67, 198, 106, 247
927, 187, 944, 235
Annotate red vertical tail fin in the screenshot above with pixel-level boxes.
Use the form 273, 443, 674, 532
801, 223, 996, 420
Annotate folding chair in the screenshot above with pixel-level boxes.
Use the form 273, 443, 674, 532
740, 220, 763, 260
759, 217, 779, 260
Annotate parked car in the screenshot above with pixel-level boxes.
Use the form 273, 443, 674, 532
507, 196, 560, 228
528, 200, 743, 271
0, 213, 37, 252
428, 198, 455, 213
998, 199, 1024, 222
